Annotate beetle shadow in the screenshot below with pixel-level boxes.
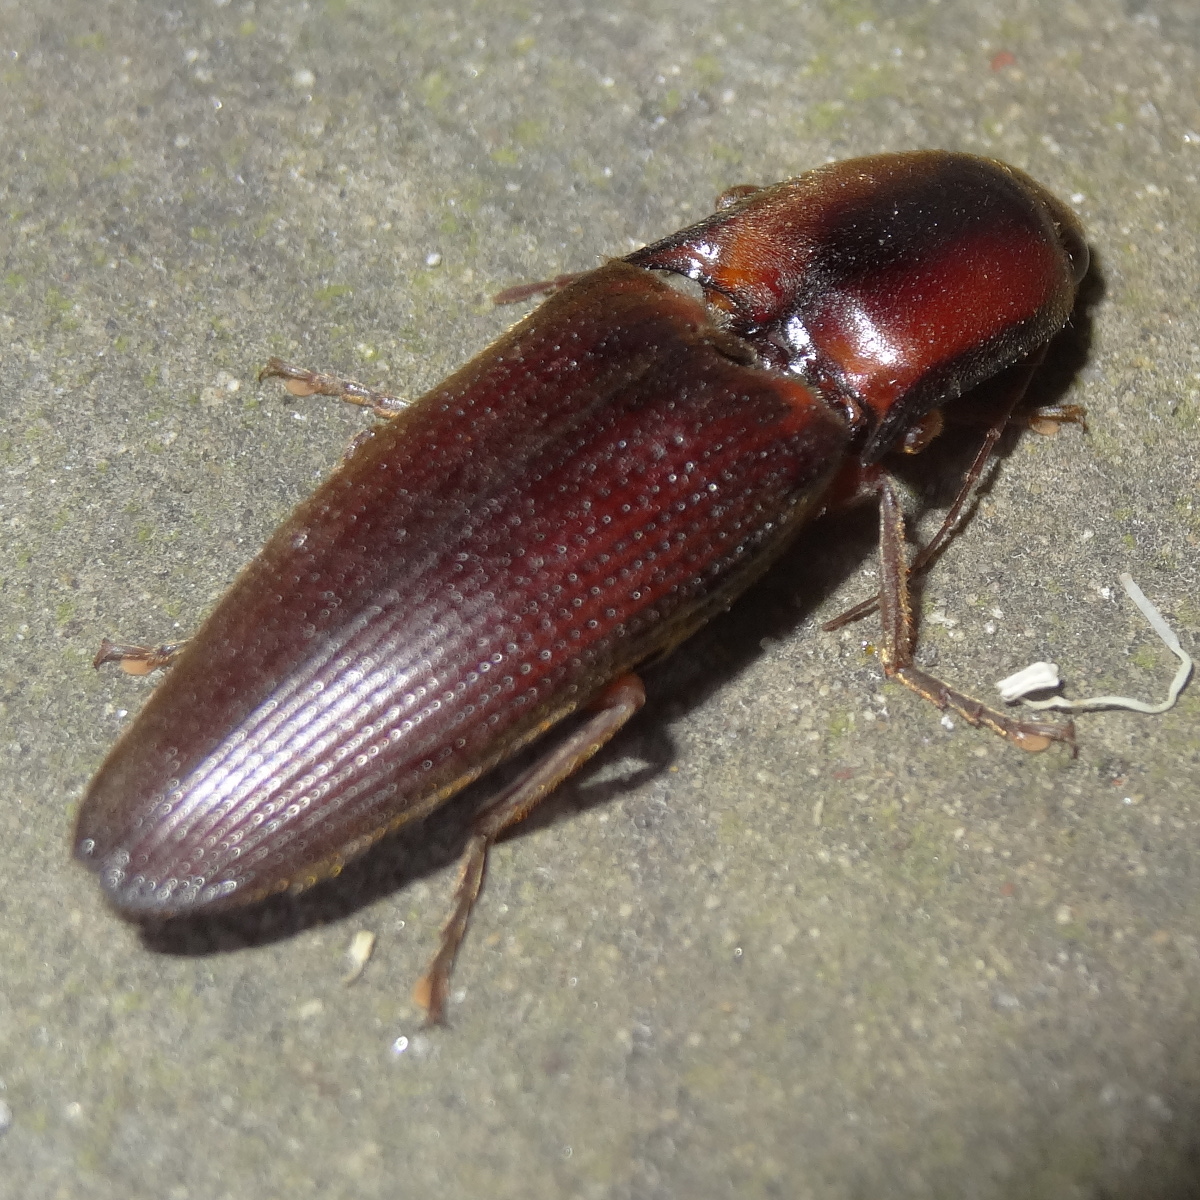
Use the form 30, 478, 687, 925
139, 253, 1104, 960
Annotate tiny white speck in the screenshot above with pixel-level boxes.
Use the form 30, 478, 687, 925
425, 252, 442, 267
342, 929, 376, 985
293, 68, 316, 89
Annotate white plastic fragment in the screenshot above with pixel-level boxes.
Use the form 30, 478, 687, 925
341, 929, 377, 985
996, 661, 1062, 702
997, 573, 1193, 715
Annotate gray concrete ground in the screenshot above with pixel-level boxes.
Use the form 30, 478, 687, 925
1, 1, 1198, 1197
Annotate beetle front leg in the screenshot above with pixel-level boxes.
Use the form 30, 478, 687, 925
258, 357, 410, 418
414, 673, 647, 1024
824, 350, 1050, 635
876, 480, 1075, 754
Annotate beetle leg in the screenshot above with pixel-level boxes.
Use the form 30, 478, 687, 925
823, 349, 1049, 634
258, 357, 410, 418
876, 479, 1075, 754
714, 183, 764, 210
414, 673, 646, 1024
492, 273, 587, 306
92, 637, 188, 675
1027, 403, 1088, 436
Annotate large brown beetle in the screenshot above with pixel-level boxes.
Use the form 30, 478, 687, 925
76, 152, 1088, 1020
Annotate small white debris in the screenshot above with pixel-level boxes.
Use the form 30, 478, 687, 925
424, 251, 442, 267
1004, 574, 1192, 715
293, 68, 316, 89
200, 372, 242, 406
996, 661, 1062, 702
342, 930, 377, 985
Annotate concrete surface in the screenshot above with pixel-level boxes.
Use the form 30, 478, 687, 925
1, 1, 1198, 1197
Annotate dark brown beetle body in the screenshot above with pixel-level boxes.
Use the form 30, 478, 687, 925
79, 265, 847, 911
76, 152, 1087, 1013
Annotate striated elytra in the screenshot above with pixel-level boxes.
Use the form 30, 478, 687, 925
76, 152, 1088, 1019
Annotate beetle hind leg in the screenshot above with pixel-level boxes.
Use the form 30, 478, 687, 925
414, 673, 647, 1024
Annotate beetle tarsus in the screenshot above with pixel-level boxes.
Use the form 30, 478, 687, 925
893, 663, 1077, 754
1027, 402, 1088, 436
413, 830, 489, 1025
259, 357, 409, 417
92, 638, 187, 675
